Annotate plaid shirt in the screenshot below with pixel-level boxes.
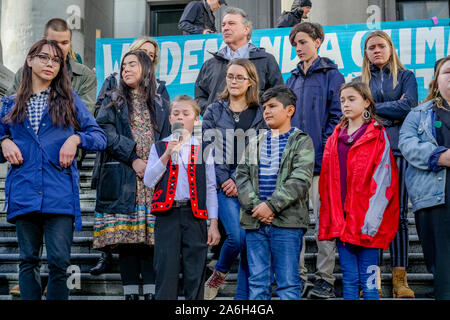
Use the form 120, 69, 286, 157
27, 88, 50, 134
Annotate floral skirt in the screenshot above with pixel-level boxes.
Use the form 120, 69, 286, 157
93, 205, 155, 250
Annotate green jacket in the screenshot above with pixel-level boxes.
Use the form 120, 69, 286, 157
6, 58, 97, 114
236, 128, 315, 230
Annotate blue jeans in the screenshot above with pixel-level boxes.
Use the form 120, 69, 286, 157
15, 213, 74, 300
215, 190, 249, 300
246, 225, 303, 300
336, 239, 379, 300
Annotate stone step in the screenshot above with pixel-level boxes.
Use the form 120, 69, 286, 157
0, 234, 426, 255
0, 237, 97, 254
0, 252, 431, 274
0, 221, 95, 237
0, 272, 434, 298
0, 192, 97, 202
0, 212, 421, 235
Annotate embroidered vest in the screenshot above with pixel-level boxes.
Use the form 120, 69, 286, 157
151, 141, 208, 219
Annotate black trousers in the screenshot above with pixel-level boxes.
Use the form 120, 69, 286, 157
379, 156, 410, 268
415, 169, 450, 300
154, 206, 208, 300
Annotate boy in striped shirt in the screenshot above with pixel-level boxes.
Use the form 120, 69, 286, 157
236, 85, 315, 300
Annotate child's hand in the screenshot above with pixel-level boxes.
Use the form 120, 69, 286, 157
262, 213, 275, 224
207, 219, 221, 246
164, 140, 182, 158
252, 202, 274, 223
221, 179, 238, 197
132, 158, 148, 179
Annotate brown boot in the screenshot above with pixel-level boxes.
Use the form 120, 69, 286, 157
392, 269, 415, 298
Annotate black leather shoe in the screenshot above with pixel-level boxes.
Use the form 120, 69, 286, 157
90, 252, 112, 276
125, 294, 140, 301
144, 293, 154, 300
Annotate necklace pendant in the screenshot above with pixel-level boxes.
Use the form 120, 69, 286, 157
347, 137, 353, 143
234, 117, 240, 123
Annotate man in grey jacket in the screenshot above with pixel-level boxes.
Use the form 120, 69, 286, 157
195, 7, 284, 114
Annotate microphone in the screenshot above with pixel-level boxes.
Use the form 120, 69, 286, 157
171, 122, 184, 164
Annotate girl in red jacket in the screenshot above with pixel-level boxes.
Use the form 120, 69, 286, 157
318, 81, 400, 300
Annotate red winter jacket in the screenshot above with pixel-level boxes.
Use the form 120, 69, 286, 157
318, 120, 399, 250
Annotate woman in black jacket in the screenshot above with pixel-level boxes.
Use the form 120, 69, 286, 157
95, 37, 170, 117
202, 58, 266, 300
90, 36, 171, 276
93, 50, 170, 300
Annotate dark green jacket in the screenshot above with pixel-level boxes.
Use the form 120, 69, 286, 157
6, 58, 97, 114
236, 128, 314, 230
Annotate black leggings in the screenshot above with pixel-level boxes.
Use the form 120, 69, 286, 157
118, 245, 155, 287
415, 169, 450, 300
379, 156, 409, 268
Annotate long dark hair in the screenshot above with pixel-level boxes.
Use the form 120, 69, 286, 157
3, 40, 79, 129
339, 81, 381, 128
109, 50, 158, 131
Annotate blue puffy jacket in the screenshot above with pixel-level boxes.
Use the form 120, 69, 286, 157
363, 64, 418, 156
0, 92, 107, 230
286, 57, 344, 174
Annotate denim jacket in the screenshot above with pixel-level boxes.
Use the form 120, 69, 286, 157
398, 100, 447, 212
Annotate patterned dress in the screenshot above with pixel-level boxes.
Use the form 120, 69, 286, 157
93, 93, 156, 250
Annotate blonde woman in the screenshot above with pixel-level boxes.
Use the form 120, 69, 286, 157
360, 30, 418, 298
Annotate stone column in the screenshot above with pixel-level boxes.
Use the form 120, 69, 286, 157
1, 0, 34, 73
1, 0, 85, 73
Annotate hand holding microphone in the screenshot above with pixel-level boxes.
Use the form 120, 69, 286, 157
168, 122, 184, 164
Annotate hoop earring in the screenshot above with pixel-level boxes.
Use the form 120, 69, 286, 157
363, 109, 371, 120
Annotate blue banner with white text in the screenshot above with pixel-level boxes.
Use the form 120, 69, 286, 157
96, 19, 450, 102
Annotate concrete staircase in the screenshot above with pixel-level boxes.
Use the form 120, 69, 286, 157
0, 152, 434, 300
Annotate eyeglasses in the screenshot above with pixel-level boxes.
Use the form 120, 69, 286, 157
35, 54, 62, 66
226, 74, 249, 82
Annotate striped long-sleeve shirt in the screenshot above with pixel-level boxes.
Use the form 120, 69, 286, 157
258, 128, 295, 201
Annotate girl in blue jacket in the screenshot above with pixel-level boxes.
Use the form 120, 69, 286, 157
0, 40, 106, 300
361, 30, 418, 298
